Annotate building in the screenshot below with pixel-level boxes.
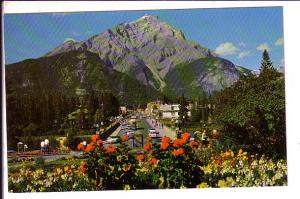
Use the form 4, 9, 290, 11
160, 104, 191, 119
145, 101, 161, 115
120, 106, 127, 114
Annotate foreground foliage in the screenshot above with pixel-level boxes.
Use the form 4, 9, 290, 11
212, 50, 286, 158
8, 134, 287, 192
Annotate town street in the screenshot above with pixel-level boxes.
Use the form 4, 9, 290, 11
145, 117, 176, 140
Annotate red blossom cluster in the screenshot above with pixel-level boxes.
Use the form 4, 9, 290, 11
143, 143, 152, 151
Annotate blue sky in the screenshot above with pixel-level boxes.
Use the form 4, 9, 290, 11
4, 7, 284, 70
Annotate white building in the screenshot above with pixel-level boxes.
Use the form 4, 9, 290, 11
160, 104, 191, 119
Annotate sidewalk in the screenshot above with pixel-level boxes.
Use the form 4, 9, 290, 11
110, 126, 121, 137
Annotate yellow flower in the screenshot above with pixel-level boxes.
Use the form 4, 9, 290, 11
56, 168, 63, 175
124, 184, 131, 190
117, 156, 122, 162
64, 166, 70, 172
238, 149, 243, 156
225, 151, 231, 157
180, 185, 187, 189
218, 180, 228, 188
230, 151, 234, 158
197, 182, 210, 188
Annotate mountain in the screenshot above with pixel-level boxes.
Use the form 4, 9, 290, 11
6, 50, 163, 106
7, 14, 252, 103
164, 58, 250, 98
45, 15, 216, 92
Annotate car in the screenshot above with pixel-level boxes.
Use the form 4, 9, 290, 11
121, 125, 128, 130
106, 136, 119, 144
148, 128, 159, 138
126, 130, 135, 138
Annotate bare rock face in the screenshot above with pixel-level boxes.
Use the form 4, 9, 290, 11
44, 15, 247, 96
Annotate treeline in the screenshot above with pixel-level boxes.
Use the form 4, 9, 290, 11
189, 95, 214, 124
6, 90, 120, 149
211, 50, 286, 158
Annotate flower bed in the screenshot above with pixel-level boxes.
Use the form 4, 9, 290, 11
199, 149, 287, 187
8, 133, 287, 192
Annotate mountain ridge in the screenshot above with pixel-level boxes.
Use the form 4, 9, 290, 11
7, 14, 252, 102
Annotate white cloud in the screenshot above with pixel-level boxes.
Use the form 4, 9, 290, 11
215, 42, 239, 56
280, 58, 285, 66
256, 43, 270, 52
239, 42, 246, 47
71, 31, 80, 37
238, 51, 251, 59
64, 38, 76, 43
275, 37, 284, 46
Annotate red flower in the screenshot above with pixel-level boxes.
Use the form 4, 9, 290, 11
190, 140, 199, 149
143, 143, 152, 151
80, 161, 87, 173
147, 136, 152, 142
96, 139, 103, 146
85, 143, 95, 152
77, 142, 84, 151
181, 132, 191, 144
173, 139, 182, 148
149, 157, 158, 166
136, 154, 144, 161
172, 148, 184, 156
106, 144, 117, 154
162, 136, 171, 144
92, 134, 100, 142
161, 142, 169, 150
122, 135, 129, 142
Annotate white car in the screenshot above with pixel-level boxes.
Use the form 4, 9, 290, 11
106, 136, 119, 144
148, 129, 159, 138
127, 130, 135, 138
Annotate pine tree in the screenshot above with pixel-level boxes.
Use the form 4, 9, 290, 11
178, 94, 189, 129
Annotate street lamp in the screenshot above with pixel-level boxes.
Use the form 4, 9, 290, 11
44, 138, 49, 153
40, 141, 45, 152
17, 142, 23, 153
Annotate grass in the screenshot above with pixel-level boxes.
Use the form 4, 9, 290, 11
8, 156, 86, 173
135, 119, 151, 146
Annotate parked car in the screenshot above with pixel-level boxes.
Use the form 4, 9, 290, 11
127, 130, 135, 138
106, 136, 119, 144
148, 128, 159, 138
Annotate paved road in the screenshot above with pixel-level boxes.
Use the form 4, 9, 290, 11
145, 118, 176, 140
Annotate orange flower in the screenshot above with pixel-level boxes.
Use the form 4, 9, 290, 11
162, 136, 171, 144
96, 139, 103, 146
122, 135, 129, 142
136, 154, 144, 161
149, 157, 158, 166
106, 144, 117, 154
77, 142, 84, 151
173, 139, 182, 148
92, 134, 100, 142
181, 132, 191, 144
80, 161, 87, 173
190, 140, 199, 149
161, 142, 169, 150
172, 148, 184, 156
147, 136, 152, 142
85, 143, 95, 152
143, 143, 152, 151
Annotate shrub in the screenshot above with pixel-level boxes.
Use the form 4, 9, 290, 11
34, 156, 45, 169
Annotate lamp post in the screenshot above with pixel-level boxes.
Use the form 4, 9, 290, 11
44, 138, 49, 153
17, 142, 23, 153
